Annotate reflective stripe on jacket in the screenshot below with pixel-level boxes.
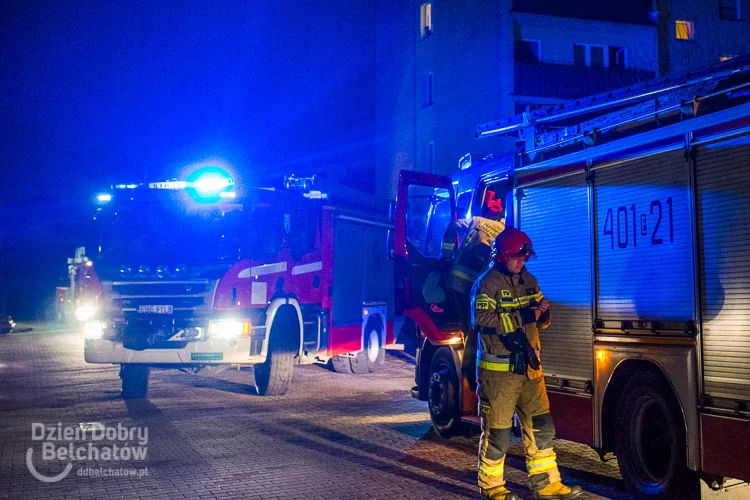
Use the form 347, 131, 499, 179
470, 266, 550, 379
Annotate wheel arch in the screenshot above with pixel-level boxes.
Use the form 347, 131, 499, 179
416, 337, 463, 402
600, 359, 687, 456
362, 309, 386, 351
264, 297, 304, 358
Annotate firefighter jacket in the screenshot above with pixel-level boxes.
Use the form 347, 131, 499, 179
470, 265, 551, 380
442, 216, 505, 295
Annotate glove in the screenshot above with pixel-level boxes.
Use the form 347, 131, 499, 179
500, 328, 527, 353
501, 328, 541, 374
508, 350, 528, 375
501, 329, 528, 375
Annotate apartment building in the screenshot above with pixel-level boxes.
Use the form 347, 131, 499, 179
374, 0, 748, 197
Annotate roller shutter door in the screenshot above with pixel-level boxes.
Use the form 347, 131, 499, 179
593, 150, 695, 323
695, 136, 750, 401
519, 172, 593, 380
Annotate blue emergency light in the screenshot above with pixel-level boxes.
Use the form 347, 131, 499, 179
185, 167, 235, 203
103, 167, 235, 204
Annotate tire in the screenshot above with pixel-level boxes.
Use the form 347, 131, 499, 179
427, 346, 463, 438
120, 364, 149, 399
254, 311, 296, 396
615, 372, 700, 499
330, 355, 353, 374
350, 320, 385, 374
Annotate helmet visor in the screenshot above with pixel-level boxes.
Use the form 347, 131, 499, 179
514, 241, 536, 261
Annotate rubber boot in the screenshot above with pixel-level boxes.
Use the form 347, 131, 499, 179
533, 481, 583, 499
481, 485, 520, 500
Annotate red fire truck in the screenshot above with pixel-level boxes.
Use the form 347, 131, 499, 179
396, 55, 750, 497
76, 169, 395, 398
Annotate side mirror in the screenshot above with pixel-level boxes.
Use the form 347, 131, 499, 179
388, 200, 397, 223
386, 229, 394, 259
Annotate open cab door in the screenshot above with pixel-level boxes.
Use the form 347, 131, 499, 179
394, 170, 461, 343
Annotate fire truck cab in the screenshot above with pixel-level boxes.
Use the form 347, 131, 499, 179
78, 169, 395, 398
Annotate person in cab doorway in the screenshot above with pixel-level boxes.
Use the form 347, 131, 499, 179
470, 228, 583, 500
441, 188, 505, 327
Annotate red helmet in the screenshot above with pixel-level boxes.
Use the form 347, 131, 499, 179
491, 228, 535, 264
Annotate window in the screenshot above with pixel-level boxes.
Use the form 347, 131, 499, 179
514, 39, 541, 63
609, 46, 628, 69
456, 191, 472, 219
406, 185, 451, 258
423, 141, 434, 173
719, 0, 741, 20
425, 193, 452, 258
288, 208, 317, 259
420, 3, 432, 38
475, 180, 508, 221
422, 72, 433, 108
675, 20, 695, 40
574, 44, 608, 68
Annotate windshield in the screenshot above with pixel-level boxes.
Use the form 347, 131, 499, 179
95, 189, 247, 269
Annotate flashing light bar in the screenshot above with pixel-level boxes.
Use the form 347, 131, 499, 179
106, 167, 235, 203
149, 181, 187, 189
193, 174, 233, 194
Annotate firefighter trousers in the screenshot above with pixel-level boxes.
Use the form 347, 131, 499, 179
477, 370, 561, 492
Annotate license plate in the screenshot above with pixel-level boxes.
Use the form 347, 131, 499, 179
138, 305, 173, 314
191, 352, 223, 361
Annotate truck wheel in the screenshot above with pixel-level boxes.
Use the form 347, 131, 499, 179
428, 346, 463, 438
615, 372, 700, 499
350, 320, 384, 374
330, 355, 353, 374
254, 312, 296, 396
120, 364, 149, 399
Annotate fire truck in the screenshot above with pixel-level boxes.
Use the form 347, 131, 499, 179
76, 168, 395, 398
396, 55, 750, 498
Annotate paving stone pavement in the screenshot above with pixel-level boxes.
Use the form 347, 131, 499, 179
0, 331, 629, 499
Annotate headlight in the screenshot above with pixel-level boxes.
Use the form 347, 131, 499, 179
75, 305, 96, 322
209, 320, 251, 338
83, 321, 106, 339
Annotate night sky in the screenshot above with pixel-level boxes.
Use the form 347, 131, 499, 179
1, 1, 377, 318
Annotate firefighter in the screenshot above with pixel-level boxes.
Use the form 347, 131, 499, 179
441, 188, 505, 326
470, 228, 583, 500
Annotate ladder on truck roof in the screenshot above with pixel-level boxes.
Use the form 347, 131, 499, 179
476, 54, 750, 164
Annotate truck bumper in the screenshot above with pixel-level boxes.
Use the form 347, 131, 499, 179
84, 338, 265, 365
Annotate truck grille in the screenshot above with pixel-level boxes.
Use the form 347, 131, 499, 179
101, 280, 217, 349
102, 280, 216, 322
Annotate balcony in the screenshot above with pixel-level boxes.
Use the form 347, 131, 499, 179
511, 0, 655, 25
514, 61, 656, 100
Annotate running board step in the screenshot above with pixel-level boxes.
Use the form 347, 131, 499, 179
383, 343, 404, 351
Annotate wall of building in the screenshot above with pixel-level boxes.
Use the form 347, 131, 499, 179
664, 0, 750, 74
415, 1, 510, 178
512, 13, 658, 70
375, 0, 417, 198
